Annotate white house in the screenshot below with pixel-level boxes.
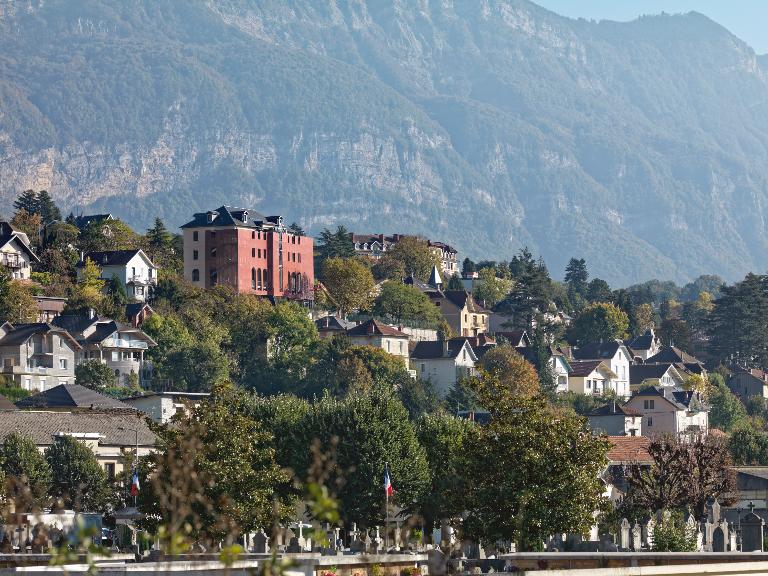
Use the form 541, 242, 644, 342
567, 360, 618, 396
624, 386, 709, 437
550, 353, 572, 394
0, 221, 40, 280
572, 341, 632, 398
410, 338, 478, 398
78, 249, 158, 302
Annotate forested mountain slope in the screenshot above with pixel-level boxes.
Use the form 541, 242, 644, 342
1, 0, 768, 284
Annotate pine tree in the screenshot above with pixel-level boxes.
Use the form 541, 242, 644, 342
13, 190, 38, 215
288, 222, 305, 236
36, 190, 61, 223
146, 217, 172, 250
565, 257, 589, 298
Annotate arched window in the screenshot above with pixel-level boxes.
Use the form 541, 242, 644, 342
192, 269, 200, 282
257, 268, 262, 290
252, 268, 257, 289
296, 274, 303, 294
263, 270, 269, 291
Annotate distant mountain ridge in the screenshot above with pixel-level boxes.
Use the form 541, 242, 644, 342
1, 0, 768, 285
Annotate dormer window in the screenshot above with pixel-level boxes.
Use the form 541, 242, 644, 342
207, 212, 217, 223
242, 211, 248, 223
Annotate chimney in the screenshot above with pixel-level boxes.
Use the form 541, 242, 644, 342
612, 400, 617, 414
88, 308, 96, 320
443, 339, 450, 357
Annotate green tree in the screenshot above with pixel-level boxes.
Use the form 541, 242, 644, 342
708, 273, 768, 369
373, 281, 442, 326
473, 268, 513, 308
0, 270, 40, 323
316, 226, 355, 263
462, 258, 476, 275
66, 257, 105, 314
564, 257, 588, 298
586, 278, 612, 303
464, 377, 609, 550
46, 435, 112, 512
142, 383, 290, 543
288, 222, 305, 236
659, 318, 692, 352
652, 511, 698, 551
729, 425, 768, 465
371, 257, 405, 281
43, 221, 79, 250
568, 302, 629, 345
10, 209, 42, 249
75, 359, 117, 389
415, 414, 478, 536
36, 190, 62, 223
13, 190, 39, 216
387, 237, 440, 281
0, 432, 52, 508
446, 273, 464, 291
290, 389, 429, 527
497, 248, 553, 330
321, 257, 375, 317
146, 217, 171, 249
80, 218, 141, 252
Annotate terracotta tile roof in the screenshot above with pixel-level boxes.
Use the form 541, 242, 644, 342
0, 394, 18, 411
607, 436, 652, 464
346, 318, 408, 338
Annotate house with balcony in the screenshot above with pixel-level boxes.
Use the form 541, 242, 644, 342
571, 340, 633, 398
0, 221, 40, 280
0, 322, 80, 391
567, 360, 618, 396
52, 315, 156, 387
77, 249, 158, 302
588, 402, 643, 436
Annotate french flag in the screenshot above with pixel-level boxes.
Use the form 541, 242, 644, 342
384, 464, 394, 497
130, 469, 140, 496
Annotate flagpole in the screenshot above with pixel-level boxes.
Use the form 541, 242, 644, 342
385, 462, 389, 551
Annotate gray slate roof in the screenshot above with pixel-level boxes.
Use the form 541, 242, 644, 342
180, 206, 279, 229
15, 384, 134, 410
0, 323, 80, 349
0, 411, 156, 447
78, 249, 147, 267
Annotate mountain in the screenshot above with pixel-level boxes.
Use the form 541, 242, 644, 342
1, 0, 768, 285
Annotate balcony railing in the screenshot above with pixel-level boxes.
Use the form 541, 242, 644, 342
1, 255, 26, 269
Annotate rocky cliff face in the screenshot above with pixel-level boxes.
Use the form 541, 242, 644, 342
1, 0, 768, 285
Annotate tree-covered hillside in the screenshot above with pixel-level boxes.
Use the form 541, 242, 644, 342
2, 0, 768, 285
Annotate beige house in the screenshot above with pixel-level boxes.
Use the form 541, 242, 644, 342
624, 386, 709, 437
567, 360, 618, 396
345, 319, 410, 367
0, 221, 39, 280
0, 409, 155, 480
0, 322, 80, 391
123, 391, 210, 424
431, 290, 490, 337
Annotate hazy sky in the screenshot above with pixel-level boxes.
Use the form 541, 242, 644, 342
535, 1, 768, 54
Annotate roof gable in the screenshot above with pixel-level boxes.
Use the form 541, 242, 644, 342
16, 384, 133, 410
346, 318, 408, 338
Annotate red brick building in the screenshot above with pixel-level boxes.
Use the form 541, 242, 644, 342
181, 206, 313, 301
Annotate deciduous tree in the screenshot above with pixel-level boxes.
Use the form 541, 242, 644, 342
568, 302, 629, 345
75, 359, 118, 389
321, 257, 374, 317
373, 281, 442, 326
46, 435, 112, 512
387, 237, 440, 281
0, 432, 52, 508
473, 268, 513, 308
479, 346, 541, 399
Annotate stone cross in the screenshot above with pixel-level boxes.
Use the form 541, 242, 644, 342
620, 519, 631, 550
333, 527, 341, 551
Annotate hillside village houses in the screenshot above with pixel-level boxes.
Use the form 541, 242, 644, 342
0, 221, 39, 280
410, 338, 478, 397
624, 386, 709, 436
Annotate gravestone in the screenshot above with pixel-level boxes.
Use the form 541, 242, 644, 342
696, 529, 703, 552
741, 504, 765, 552
373, 526, 383, 553
620, 518, 631, 550
599, 534, 618, 552
253, 530, 269, 554
712, 524, 727, 552
631, 523, 642, 551
703, 520, 714, 552
711, 500, 721, 524
427, 549, 447, 576
729, 528, 737, 552
286, 536, 302, 553
432, 527, 442, 547
333, 527, 341, 551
